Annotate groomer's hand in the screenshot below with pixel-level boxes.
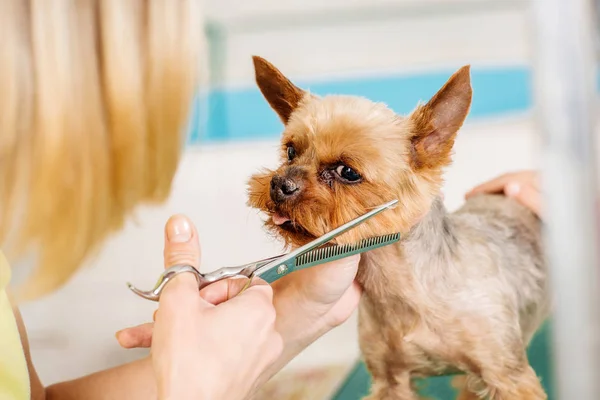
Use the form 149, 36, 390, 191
118, 216, 361, 395
140, 215, 282, 400
465, 170, 542, 217
271, 253, 361, 339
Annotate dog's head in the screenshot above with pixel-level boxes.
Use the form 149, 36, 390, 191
247, 56, 472, 247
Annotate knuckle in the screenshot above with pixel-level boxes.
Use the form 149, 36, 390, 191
164, 251, 200, 269
251, 303, 275, 323
246, 285, 274, 305
250, 276, 268, 285
243, 291, 277, 324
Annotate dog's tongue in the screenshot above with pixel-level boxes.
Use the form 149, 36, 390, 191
272, 213, 290, 226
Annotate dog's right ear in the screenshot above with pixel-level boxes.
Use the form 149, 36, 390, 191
253, 56, 306, 124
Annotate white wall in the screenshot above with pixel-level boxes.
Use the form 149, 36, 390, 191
204, 0, 531, 87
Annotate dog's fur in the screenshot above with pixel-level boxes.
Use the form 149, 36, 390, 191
247, 56, 550, 400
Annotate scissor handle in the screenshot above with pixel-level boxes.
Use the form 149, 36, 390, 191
127, 256, 283, 301
127, 264, 203, 301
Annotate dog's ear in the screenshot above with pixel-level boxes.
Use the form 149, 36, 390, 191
409, 65, 472, 171
253, 56, 306, 124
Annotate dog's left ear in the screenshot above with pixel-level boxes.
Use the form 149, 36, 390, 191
253, 56, 306, 124
409, 65, 472, 170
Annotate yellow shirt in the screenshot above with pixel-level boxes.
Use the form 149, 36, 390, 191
0, 251, 30, 400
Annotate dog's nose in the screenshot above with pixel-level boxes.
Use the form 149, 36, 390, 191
270, 175, 300, 203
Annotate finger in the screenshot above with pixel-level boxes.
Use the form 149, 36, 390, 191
228, 280, 274, 306
505, 182, 542, 217
199, 276, 269, 305
163, 214, 201, 270
115, 323, 153, 349
161, 214, 202, 297
466, 171, 539, 199
199, 277, 251, 305
465, 174, 513, 198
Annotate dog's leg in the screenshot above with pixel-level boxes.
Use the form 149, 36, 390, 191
456, 388, 481, 400
483, 363, 546, 400
452, 375, 485, 400
459, 330, 546, 400
453, 316, 549, 400
362, 371, 418, 400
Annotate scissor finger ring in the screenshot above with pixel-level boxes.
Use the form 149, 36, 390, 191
127, 264, 202, 301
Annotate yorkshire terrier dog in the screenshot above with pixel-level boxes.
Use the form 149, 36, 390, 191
247, 56, 549, 400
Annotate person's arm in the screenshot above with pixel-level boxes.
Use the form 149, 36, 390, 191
12, 304, 157, 400
45, 358, 155, 400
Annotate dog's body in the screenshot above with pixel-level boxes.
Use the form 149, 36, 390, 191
247, 56, 549, 399
358, 194, 548, 399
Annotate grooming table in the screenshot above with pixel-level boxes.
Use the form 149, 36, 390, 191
331, 321, 555, 400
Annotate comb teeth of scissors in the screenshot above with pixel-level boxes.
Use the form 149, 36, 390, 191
295, 232, 401, 269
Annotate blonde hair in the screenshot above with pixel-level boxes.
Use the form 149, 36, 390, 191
0, 0, 204, 300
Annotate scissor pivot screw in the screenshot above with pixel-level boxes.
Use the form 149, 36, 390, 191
277, 265, 288, 275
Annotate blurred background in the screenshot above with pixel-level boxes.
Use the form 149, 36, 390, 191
19, 0, 543, 396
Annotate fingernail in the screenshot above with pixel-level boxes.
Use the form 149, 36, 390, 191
506, 182, 521, 197
167, 215, 192, 243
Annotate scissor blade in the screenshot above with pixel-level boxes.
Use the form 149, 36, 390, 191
263, 199, 396, 266
300, 199, 398, 252
252, 199, 398, 280
257, 232, 401, 283
295, 232, 401, 270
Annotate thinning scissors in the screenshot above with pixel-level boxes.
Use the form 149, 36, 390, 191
127, 199, 400, 301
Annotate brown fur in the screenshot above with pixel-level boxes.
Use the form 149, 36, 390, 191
247, 56, 549, 400
253, 56, 306, 124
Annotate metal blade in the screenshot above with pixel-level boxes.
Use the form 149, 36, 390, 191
295, 232, 401, 270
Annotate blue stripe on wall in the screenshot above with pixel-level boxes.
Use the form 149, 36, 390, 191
188, 66, 533, 144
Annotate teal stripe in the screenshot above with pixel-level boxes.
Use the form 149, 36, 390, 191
188, 66, 533, 145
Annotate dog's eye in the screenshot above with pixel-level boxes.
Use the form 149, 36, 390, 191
335, 165, 362, 182
287, 145, 296, 161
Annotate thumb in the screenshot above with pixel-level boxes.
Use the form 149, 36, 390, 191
160, 214, 203, 301
163, 214, 201, 270
505, 182, 542, 217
